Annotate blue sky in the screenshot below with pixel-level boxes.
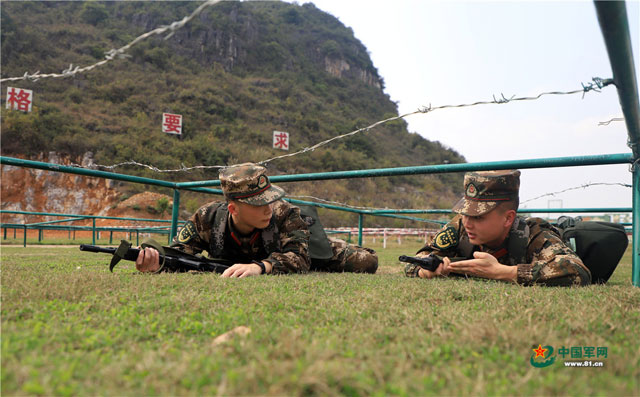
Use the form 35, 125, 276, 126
304, 0, 640, 214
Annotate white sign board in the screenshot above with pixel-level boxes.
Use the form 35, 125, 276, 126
273, 130, 289, 150
163, 113, 182, 135
6, 87, 33, 112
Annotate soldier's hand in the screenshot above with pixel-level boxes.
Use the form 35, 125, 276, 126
135, 247, 161, 273
418, 256, 451, 279
221, 263, 264, 278
447, 251, 516, 282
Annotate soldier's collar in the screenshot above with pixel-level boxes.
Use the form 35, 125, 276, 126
227, 213, 258, 237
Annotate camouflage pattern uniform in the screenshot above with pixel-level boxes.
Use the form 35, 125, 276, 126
172, 163, 378, 274
403, 170, 591, 286
173, 199, 311, 274
312, 237, 378, 273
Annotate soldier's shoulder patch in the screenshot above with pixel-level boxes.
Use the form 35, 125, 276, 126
177, 221, 197, 244
433, 226, 459, 250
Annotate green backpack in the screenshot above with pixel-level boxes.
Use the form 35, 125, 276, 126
556, 216, 628, 284
297, 205, 334, 261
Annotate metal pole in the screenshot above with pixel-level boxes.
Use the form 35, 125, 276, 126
92, 218, 96, 245
358, 214, 363, 246
594, 1, 640, 157
23, 225, 27, 247
0, 156, 177, 188
170, 189, 181, 243
633, 168, 640, 286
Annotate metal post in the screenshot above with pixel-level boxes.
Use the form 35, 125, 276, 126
38, 228, 42, 242
170, 189, 181, 243
3, 227, 6, 240
92, 218, 96, 245
110, 231, 113, 244
14, 227, 16, 238
594, 1, 640, 158
358, 214, 363, 246
136, 230, 139, 246
23, 225, 27, 247
633, 168, 640, 286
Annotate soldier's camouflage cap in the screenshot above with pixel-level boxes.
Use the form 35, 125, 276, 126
219, 163, 285, 206
452, 170, 520, 216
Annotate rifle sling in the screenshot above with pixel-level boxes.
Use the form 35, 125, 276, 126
141, 238, 167, 273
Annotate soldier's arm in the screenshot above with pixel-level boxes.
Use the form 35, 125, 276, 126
266, 204, 311, 274
170, 205, 212, 256
517, 230, 591, 286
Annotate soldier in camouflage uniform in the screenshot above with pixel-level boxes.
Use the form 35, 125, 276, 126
403, 170, 591, 286
136, 163, 378, 276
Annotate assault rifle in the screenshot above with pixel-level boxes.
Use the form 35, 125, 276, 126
80, 239, 232, 273
399, 254, 468, 272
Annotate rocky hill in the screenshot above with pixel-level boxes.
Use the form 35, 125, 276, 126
0, 1, 464, 227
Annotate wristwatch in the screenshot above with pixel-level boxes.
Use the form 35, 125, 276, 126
252, 260, 266, 274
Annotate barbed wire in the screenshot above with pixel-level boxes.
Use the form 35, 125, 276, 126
80, 77, 613, 172
0, 0, 222, 83
289, 195, 413, 211
288, 196, 450, 226
77, 160, 226, 172
598, 117, 625, 126
520, 182, 631, 205
258, 77, 613, 166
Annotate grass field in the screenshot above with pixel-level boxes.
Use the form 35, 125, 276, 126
2, 238, 639, 396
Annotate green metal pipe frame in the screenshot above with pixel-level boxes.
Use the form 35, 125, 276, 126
634, 169, 640, 286
594, 1, 640, 286
2, 152, 637, 284
358, 214, 363, 246
176, 153, 633, 188
0, 157, 176, 188
0, 210, 182, 224
171, 189, 181, 242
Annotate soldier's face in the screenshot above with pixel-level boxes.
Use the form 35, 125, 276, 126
461, 207, 514, 248
232, 201, 274, 231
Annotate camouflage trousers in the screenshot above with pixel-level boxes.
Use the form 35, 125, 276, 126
310, 237, 378, 274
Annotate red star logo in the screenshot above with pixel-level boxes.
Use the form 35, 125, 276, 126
533, 344, 547, 358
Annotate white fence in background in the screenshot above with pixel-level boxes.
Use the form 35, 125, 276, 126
326, 228, 440, 248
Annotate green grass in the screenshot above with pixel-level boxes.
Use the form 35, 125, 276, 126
1, 239, 639, 396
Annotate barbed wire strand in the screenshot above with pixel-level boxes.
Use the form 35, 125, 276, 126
598, 117, 625, 126
0, 0, 223, 83
289, 195, 420, 211
520, 182, 631, 205
258, 77, 613, 166
80, 77, 613, 172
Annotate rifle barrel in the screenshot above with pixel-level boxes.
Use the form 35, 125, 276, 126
79, 245, 117, 254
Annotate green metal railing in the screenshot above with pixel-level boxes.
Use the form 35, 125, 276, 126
0, 210, 185, 246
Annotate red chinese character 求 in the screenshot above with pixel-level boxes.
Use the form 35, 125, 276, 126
274, 132, 288, 149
